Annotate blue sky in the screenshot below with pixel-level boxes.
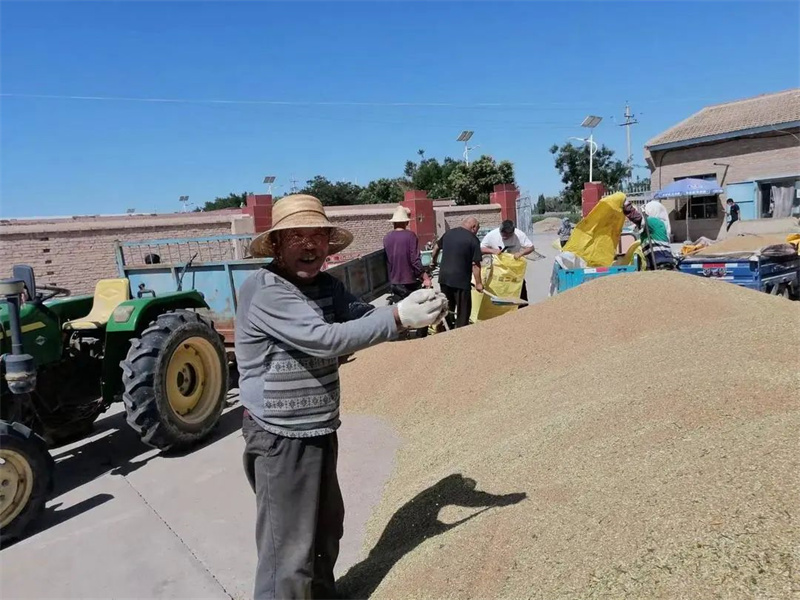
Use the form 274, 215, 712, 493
1, 0, 798, 218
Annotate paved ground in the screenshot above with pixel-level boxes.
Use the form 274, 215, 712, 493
0, 234, 559, 599
1, 406, 401, 599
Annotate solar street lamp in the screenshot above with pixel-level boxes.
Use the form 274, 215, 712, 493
457, 130, 479, 166
263, 176, 276, 195
580, 115, 602, 183
179, 195, 190, 212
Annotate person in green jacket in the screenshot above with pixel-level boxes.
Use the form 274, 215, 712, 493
624, 200, 675, 270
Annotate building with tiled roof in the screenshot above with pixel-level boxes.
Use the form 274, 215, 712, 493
644, 89, 800, 241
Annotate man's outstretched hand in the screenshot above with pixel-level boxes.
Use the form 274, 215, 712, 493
396, 289, 448, 329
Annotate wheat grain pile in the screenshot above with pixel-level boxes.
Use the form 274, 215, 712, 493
697, 233, 795, 255
338, 272, 800, 599
533, 217, 564, 233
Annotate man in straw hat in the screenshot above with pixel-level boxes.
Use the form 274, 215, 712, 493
383, 204, 432, 302
235, 194, 448, 599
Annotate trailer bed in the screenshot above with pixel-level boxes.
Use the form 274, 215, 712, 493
677, 248, 800, 298
115, 235, 392, 344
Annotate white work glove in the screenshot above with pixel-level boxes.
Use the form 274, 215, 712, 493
431, 292, 449, 326
396, 289, 449, 329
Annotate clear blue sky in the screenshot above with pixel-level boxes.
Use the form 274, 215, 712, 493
1, 0, 798, 218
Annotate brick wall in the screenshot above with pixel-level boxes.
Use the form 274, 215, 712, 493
325, 205, 396, 260
648, 132, 800, 191
0, 213, 240, 294
646, 131, 800, 240
0, 200, 496, 294
436, 204, 503, 238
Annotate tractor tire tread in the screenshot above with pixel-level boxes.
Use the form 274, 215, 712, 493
0, 421, 54, 545
120, 310, 226, 452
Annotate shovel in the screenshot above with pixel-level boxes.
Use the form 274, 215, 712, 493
483, 292, 529, 307
471, 285, 529, 307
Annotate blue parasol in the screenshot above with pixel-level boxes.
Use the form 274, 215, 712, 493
654, 178, 724, 241
654, 178, 724, 199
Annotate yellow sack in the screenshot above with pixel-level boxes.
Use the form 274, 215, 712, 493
562, 192, 627, 267
470, 253, 527, 323
613, 240, 646, 270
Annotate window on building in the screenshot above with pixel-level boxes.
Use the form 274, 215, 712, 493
674, 196, 719, 220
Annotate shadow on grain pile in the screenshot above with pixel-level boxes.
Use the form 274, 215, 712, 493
338, 474, 526, 598
338, 271, 800, 599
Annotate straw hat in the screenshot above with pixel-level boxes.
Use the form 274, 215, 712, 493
389, 205, 411, 223
248, 194, 354, 258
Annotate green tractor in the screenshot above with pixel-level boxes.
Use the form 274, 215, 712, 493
0, 265, 228, 543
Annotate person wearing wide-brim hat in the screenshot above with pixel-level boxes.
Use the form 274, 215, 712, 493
235, 194, 448, 599
248, 193, 355, 259
383, 205, 433, 334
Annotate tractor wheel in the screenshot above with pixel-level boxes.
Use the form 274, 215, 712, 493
121, 311, 228, 451
0, 421, 54, 545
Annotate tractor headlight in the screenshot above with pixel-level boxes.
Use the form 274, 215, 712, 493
112, 305, 135, 323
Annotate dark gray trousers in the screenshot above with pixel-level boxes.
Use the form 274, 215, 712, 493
440, 283, 472, 328
242, 412, 344, 599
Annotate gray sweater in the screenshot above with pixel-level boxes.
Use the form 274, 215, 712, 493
234, 266, 398, 437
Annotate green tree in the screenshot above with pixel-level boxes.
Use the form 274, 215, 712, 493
404, 156, 461, 198
300, 176, 363, 206
357, 177, 406, 205
549, 143, 631, 206
202, 191, 250, 211
447, 155, 516, 205
536, 193, 547, 214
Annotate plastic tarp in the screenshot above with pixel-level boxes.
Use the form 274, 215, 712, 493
561, 192, 627, 267
470, 253, 527, 322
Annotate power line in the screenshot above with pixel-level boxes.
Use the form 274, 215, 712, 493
0, 92, 723, 109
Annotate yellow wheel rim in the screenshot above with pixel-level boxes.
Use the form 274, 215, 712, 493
0, 449, 35, 529
165, 337, 222, 425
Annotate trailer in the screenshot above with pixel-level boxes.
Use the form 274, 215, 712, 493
677, 247, 800, 299
549, 232, 643, 295
114, 234, 393, 345
552, 264, 639, 294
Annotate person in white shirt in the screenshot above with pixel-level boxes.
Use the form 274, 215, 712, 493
480, 220, 535, 305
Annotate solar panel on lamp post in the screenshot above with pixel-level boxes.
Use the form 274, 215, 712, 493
457, 130, 478, 166
179, 195, 189, 212
263, 176, 276, 195
580, 116, 602, 183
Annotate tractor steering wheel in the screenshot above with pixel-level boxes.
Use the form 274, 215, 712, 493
37, 285, 71, 302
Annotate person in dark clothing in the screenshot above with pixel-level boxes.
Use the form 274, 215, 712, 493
236, 195, 448, 599
431, 217, 484, 328
726, 198, 740, 232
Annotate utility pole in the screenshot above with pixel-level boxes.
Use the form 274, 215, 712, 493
618, 102, 639, 166
289, 175, 299, 194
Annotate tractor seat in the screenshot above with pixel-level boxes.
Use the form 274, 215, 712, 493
63, 278, 131, 330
